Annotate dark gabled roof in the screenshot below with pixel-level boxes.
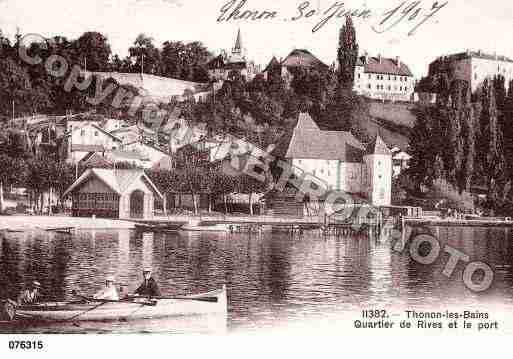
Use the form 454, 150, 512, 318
263, 56, 280, 73
283, 113, 365, 161
80, 152, 113, 167
281, 49, 328, 69
357, 56, 413, 76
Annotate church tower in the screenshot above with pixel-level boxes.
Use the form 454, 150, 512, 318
231, 28, 246, 60
363, 134, 392, 206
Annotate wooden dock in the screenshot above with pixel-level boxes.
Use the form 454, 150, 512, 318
126, 212, 385, 235
403, 217, 513, 228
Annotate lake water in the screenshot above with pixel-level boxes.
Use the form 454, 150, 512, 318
1, 226, 513, 333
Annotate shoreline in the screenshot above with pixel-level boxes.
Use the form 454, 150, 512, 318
0, 215, 135, 231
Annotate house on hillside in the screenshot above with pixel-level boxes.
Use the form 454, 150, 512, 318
391, 147, 411, 177
262, 49, 329, 88
427, 49, 513, 93
269, 113, 392, 213
67, 123, 122, 163
353, 53, 415, 102
63, 168, 163, 219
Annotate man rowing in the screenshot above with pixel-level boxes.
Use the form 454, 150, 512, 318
93, 275, 120, 301
17, 281, 42, 305
133, 268, 161, 298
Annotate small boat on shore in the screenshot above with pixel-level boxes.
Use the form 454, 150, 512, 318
134, 223, 183, 233
180, 220, 230, 232
1, 286, 227, 323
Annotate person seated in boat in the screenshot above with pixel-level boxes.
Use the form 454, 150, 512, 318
17, 281, 42, 305
93, 275, 120, 301
133, 268, 161, 298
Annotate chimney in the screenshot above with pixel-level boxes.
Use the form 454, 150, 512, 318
364, 51, 369, 64
396, 56, 401, 68
378, 54, 382, 64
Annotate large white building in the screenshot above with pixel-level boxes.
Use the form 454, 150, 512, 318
428, 50, 513, 92
354, 54, 415, 102
281, 113, 392, 206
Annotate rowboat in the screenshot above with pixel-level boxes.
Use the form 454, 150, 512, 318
134, 223, 183, 233
180, 220, 230, 232
2, 286, 226, 323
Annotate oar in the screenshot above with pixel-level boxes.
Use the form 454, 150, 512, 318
76, 294, 157, 306
127, 295, 218, 303
64, 292, 113, 325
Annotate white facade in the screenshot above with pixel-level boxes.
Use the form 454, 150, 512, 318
284, 113, 393, 206
364, 154, 392, 207
354, 66, 415, 101
429, 51, 513, 93
68, 123, 122, 163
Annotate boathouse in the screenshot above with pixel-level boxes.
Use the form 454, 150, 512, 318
63, 168, 163, 219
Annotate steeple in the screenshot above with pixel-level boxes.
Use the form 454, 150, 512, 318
366, 133, 392, 155
233, 28, 243, 53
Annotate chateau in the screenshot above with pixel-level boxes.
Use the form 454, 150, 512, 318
277, 113, 392, 207
263, 49, 415, 102
428, 50, 513, 92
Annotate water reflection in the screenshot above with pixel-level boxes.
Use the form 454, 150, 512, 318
1, 225, 513, 333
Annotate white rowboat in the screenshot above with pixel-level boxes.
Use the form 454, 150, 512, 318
6, 286, 227, 322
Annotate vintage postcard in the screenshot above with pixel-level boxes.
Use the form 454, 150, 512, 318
0, 0, 512, 356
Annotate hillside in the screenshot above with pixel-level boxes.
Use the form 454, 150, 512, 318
366, 100, 417, 150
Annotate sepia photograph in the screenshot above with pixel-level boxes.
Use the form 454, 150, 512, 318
0, 0, 512, 352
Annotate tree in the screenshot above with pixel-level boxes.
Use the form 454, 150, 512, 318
236, 173, 267, 215
128, 34, 161, 75
161, 41, 211, 82
478, 79, 506, 211
0, 58, 35, 118
0, 154, 26, 212
73, 32, 112, 71
337, 15, 359, 92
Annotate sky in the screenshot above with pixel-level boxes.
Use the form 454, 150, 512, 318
0, 0, 512, 77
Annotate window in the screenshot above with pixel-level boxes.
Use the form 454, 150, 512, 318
368, 74, 371, 79
367, 84, 371, 89
393, 76, 397, 81
388, 75, 391, 80
358, 73, 361, 79
387, 85, 391, 91
80, 130, 85, 136
94, 131, 99, 137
